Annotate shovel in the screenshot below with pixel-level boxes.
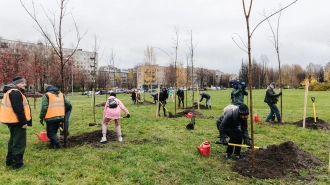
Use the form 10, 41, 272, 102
88, 117, 126, 126
215, 141, 267, 150
311, 97, 317, 122
159, 101, 173, 117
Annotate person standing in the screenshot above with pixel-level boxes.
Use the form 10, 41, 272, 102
0, 76, 32, 169
176, 88, 184, 108
39, 85, 71, 149
216, 104, 251, 160
168, 87, 174, 102
131, 90, 136, 105
264, 82, 282, 123
231, 81, 248, 106
100, 92, 130, 143
199, 92, 211, 109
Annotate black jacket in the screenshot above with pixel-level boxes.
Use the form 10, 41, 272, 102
264, 86, 280, 104
3, 83, 32, 126
217, 108, 247, 132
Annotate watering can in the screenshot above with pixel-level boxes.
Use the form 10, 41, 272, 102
186, 112, 193, 119
35, 131, 50, 142
196, 141, 210, 156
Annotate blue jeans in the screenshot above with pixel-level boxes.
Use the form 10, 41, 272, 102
266, 103, 281, 122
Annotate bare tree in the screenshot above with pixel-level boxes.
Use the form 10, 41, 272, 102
21, 0, 87, 147
185, 30, 198, 108
239, 0, 298, 170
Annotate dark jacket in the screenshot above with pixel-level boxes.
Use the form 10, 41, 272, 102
176, 90, 184, 100
2, 83, 32, 126
39, 86, 71, 123
200, 93, 210, 102
231, 89, 248, 105
217, 108, 247, 132
264, 86, 280, 104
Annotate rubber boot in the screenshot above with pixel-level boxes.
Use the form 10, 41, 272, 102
12, 154, 25, 169
55, 142, 63, 149
6, 152, 13, 166
206, 105, 209, 109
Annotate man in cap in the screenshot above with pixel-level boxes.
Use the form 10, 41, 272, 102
0, 76, 32, 169
216, 104, 251, 160
39, 85, 71, 149
176, 87, 184, 108
199, 92, 211, 109
264, 82, 282, 123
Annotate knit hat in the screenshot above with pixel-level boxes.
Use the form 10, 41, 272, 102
110, 92, 116, 97
12, 76, 26, 85
238, 104, 249, 115
270, 82, 276, 87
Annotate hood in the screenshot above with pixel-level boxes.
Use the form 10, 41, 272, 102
3, 83, 18, 93
46, 85, 60, 94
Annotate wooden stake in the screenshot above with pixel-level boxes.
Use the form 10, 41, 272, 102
302, 82, 309, 128
196, 85, 200, 110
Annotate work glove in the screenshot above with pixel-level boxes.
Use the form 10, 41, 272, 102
124, 114, 130, 118
278, 92, 282, 96
238, 84, 242, 89
39, 119, 44, 126
242, 131, 251, 146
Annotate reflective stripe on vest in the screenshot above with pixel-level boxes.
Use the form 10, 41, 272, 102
0, 89, 31, 124
44, 92, 65, 119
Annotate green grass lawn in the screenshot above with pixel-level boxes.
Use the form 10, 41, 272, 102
0, 89, 329, 184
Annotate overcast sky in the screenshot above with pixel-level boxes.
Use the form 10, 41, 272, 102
1, 0, 329, 74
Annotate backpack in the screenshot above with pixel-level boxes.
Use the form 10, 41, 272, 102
108, 98, 118, 108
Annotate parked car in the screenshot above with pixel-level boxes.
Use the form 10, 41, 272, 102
0, 92, 3, 99
25, 92, 43, 98
82, 91, 92, 96
124, 89, 133, 94
99, 90, 106, 95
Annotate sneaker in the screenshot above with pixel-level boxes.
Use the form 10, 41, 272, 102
118, 136, 123, 142
225, 153, 232, 160
235, 154, 244, 160
100, 137, 107, 143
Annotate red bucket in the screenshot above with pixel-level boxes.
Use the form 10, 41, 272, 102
254, 114, 259, 123
186, 112, 193, 118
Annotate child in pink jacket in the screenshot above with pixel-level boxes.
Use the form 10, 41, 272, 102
100, 92, 130, 143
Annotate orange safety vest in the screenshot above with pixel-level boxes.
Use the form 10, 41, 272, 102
0, 89, 31, 124
44, 92, 65, 119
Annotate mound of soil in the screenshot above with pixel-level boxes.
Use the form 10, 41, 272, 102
63, 130, 125, 148
185, 102, 209, 110
140, 101, 154, 105
292, 117, 330, 130
232, 141, 323, 180
170, 109, 214, 119
96, 102, 106, 107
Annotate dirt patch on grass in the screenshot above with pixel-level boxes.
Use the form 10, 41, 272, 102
169, 109, 214, 119
231, 141, 323, 181
64, 130, 124, 148
292, 117, 330, 130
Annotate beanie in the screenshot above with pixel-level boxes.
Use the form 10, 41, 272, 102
270, 82, 276, 87
238, 104, 249, 115
110, 92, 116, 97
13, 76, 26, 85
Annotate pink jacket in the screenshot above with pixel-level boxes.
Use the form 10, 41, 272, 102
103, 96, 129, 119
